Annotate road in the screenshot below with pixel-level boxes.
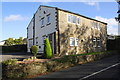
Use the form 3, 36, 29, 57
33, 54, 120, 80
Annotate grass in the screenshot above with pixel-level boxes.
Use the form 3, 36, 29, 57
53, 52, 104, 63
65, 51, 114, 57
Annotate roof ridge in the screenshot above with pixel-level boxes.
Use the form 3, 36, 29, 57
40, 5, 107, 24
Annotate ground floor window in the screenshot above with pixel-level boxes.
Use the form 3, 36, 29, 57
93, 37, 101, 48
70, 37, 78, 46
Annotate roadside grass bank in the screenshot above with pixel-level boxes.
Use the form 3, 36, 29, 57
2, 50, 118, 79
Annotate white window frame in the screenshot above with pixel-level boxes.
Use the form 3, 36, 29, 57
41, 17, 44, 26
93, 38, 97, 47
97, 23, 100, 30
67, 14, 71, 23
72, 15, 77, 23
70, 37, 79, 46
47, 14, 50, 24
77, 18, 80, 25
75, 38, 79, 46
70, 37, 75, 46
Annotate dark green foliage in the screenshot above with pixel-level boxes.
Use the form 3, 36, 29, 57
2, 44, 27, 53
31, 45, 38, 57
4, 37, 26, 46
44, 38, 53, 59
4, 38, 14, 46
107, 38, 120, 52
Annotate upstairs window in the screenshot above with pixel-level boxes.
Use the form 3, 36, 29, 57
68, 15, 71, 22
41, 17, 44, 26
77, 18, 80, 24
47, 14, 50, 24
72, 16, 77, 23
97, 23, 100, 30
67, 14, 80, 25
92, 22, 100, 30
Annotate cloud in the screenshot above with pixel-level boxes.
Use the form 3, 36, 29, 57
95, 16, 118, 35
4, 15, 28, 22
84, 2, 98, 6
83, 2, 100, 10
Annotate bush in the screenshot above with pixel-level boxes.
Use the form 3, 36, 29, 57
2, 59, 18, 65
31, 45, 38, 57
44, 38, 53, 59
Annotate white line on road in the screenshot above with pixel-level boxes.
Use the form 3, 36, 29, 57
80, 62, 120, 80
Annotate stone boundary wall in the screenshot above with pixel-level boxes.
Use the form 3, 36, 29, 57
1, 44, 27, 53
2, 51, 118, 79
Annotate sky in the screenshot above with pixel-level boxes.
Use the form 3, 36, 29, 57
1, 2, 118, 41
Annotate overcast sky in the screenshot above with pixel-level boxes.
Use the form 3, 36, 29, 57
1, 2, 118, 41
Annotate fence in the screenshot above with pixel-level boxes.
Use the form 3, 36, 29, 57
1, 44, 27, 53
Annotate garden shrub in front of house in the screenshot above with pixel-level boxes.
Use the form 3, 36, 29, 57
44, 38, 53, 59
31, 45, 38, 59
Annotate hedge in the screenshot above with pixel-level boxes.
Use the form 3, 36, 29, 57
1, 44, 27, 53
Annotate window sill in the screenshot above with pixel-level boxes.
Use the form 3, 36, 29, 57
46, 23, 51, 26
41, 26, 44, 28
70, 45, 74, 47
98, 46, 101, 48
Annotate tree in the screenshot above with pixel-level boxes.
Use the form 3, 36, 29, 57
23, 38, 27, 44
44, 38, 53, 59
4, 37, 26, 46
5, 38, 14, 46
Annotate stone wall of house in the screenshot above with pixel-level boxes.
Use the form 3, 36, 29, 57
58, 10, 107, 56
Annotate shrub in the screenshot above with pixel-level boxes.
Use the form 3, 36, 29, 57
31, 45, 38, 57
2, 59, 17, 65
44, 38, 53, 59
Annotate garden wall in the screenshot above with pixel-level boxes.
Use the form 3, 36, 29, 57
2, 51, 117, 79
1, 44, 27, 53
107, 38, 120, 52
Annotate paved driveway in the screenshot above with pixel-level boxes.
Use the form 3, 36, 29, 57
0, 52, 34, 62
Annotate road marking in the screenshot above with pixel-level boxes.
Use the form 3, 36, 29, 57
80, 62, 120, 80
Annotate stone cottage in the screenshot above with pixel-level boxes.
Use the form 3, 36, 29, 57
27, 5, 107, 56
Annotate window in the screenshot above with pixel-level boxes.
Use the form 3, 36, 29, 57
72, 16, 76, 23
70, 37, 79, 46
67, 15, 80, 24
75, 38, 79, 46
93, 38, 97, 47
77, 18, 80, 24
47, 15, 50, 24
41, 18, 44, 26
97, 38, 101, 47
36, 38, 38, 45
70, 37, 75, 46
68, 15, 71, 22
97, 23, 100, 30
92, 22, 101, 30
29, 39, 33, 48
93, 37, 101, 47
